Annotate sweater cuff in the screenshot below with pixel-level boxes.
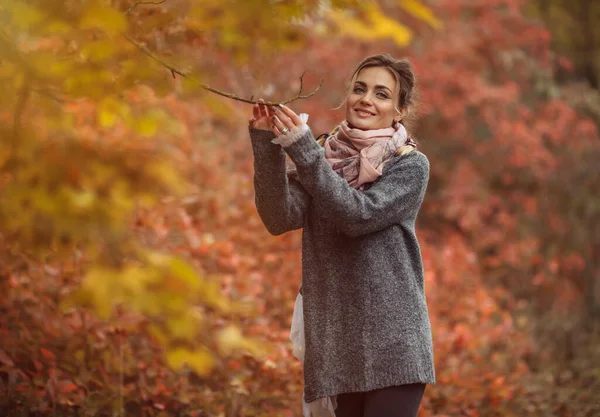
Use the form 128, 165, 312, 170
271, 113, 310, 148
283, 129, 323, 168
271, 123, 310, 147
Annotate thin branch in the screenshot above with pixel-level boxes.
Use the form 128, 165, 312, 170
126, 0, 166, 14
32, 87, 65, 104
125, 34, 323, 105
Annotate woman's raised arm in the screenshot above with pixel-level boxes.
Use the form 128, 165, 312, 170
248, 100, 310, 235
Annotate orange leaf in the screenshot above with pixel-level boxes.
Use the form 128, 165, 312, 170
61, 383, 78, 393
40, 348, 55, 360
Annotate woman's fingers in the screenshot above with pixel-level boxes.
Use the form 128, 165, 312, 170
270, 117, 281, 136
272, 109, 296, 131
272, 115, 290, 133
273, 114, 297, 136
272, 115, 284, 131
252, 99, 300, 134
278, 104, 302, 126
257, 99, 269, 119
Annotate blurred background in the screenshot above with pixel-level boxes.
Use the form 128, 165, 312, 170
0, 0, 599, 416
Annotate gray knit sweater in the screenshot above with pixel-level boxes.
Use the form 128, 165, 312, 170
249, 127, 436, 403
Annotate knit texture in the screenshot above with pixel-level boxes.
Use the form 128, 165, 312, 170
249, 127, 436, 403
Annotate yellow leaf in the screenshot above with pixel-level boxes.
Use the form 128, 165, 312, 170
217, 325, 265, 357
98, 111, 117, 129
69, 189, 96, 209
147, 162, 188, 195
135, 109, 168, 137
120, 266, 147, 293
198, 278, 231, 312
80, 2, 127, 35
144, 249, 171, 268
327, 7, 413, 46
30, 53, 73, 78
7, 2, 44, 29
147, 324, 168, 344
74, 350, 85, 362
81, 39, 119, 62
97, 96, 130, 128
46, 20, 72, 34
79, 267, 117, 319
169, 257, 202, 290
166, 347, 214, 376
217, 325, 244, 355
399, 0, 443, 29
167, 315, 199, 340
109, 180, 134, 213
136, 116, 159, 136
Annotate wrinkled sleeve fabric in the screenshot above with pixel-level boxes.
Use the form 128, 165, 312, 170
249, 127, 311, 236
282, 129, 429, 237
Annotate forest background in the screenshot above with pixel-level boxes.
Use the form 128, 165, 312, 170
0, 0, 599, 416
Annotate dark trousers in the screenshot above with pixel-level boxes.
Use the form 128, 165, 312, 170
334, 383, 426, 417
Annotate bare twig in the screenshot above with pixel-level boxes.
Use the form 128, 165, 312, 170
124, 34, 323, 106
122, 1, 322, 105
126, 0, 166, 14
32, 87, 65, 104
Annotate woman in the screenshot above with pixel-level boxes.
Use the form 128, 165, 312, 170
248, 53, 435, 417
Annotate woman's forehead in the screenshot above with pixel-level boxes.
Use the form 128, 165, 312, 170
355, 67, 396, 89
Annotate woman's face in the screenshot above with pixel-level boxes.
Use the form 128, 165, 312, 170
345, 66, 399, 131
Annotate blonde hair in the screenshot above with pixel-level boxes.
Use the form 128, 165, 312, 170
323, 53, 420, 156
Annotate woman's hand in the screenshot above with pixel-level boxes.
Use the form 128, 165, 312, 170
271, 104, 303, 136
249, 99, 274, 131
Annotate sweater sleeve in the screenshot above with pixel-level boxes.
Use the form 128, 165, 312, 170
249, 127, 311, 236
282, 129, 429, 237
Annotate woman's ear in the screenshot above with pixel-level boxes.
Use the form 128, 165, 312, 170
400, 107, 409, 119
394, 107, 408, 124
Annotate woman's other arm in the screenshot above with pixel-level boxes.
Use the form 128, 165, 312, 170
248, 99, 310, 236
250, 128, 310, 235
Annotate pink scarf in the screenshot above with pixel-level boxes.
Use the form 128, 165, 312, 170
287, 121, 416, 190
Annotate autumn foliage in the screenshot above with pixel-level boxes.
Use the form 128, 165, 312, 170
1, 0, 599, 416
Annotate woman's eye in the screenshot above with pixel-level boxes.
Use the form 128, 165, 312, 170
353, 87, 365, 93
376, 92, 389, 99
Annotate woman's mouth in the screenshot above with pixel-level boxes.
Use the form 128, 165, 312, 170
355, 108, 375, 118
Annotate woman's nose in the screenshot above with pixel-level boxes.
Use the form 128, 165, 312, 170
359, 93, 374, 105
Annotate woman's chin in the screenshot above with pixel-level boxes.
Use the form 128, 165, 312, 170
347, 119, 372, 131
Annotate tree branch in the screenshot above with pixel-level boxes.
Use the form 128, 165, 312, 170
123, 2, 323, 106
126, 0, 166, 14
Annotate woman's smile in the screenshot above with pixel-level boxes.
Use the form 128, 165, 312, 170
355, 108, 376, 117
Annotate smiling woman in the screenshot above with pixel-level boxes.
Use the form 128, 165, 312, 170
247, 53, 434, 417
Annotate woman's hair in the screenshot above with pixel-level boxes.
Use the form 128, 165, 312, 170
319, 53, 419, 156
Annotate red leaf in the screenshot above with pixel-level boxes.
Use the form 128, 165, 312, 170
40, 348, 55, 360
61, 383, 78, 393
